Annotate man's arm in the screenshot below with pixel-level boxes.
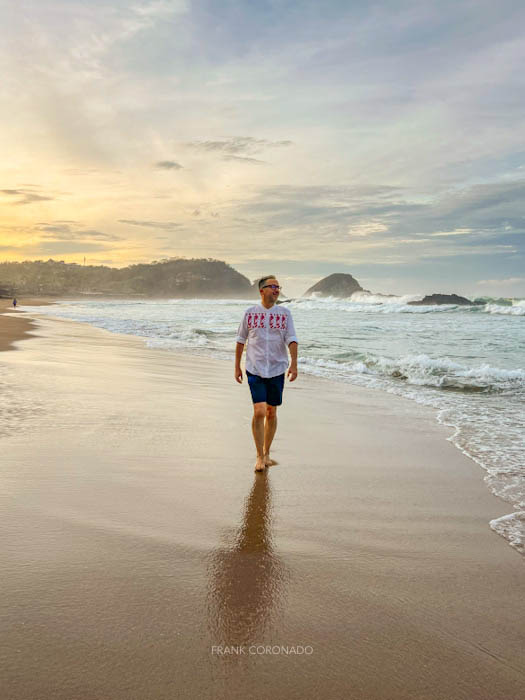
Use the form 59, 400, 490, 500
235, 342, 244, 383
235, 311, 249, 383
287, 341, 298, 381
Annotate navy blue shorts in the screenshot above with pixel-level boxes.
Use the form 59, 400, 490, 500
246, 370, 285, 406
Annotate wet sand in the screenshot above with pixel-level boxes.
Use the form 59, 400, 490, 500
1, 311, 524, 700
0, 298, 53, 351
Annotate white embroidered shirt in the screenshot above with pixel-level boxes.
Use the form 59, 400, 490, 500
235, 303, 298, 378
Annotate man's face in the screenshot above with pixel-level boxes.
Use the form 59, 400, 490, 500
260, 278, 280, 303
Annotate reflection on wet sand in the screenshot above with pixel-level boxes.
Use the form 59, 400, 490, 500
206, 472, 289, 647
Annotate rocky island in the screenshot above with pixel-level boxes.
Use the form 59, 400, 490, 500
408, 293, 485, 306
303, 273, 367, 297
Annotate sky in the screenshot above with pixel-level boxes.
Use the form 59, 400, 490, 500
1, 0, 525, 298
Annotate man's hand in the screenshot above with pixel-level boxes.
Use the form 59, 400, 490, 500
235, 366, 243, 384
287, 364, 298, 382
287, 342, 298, 382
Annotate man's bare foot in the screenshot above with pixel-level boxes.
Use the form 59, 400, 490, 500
263, 453, 277, 466
255, 455, 266, 472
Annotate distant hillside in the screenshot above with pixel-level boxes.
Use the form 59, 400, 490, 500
0, 258, 252, 298
304, 273, 365, 297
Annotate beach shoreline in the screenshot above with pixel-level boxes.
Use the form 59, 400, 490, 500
0, 297, 56, 351
1, 309, 524, 699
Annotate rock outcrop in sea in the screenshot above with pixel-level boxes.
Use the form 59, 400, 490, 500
407, 293, 484, 306
303, 273, 366, 297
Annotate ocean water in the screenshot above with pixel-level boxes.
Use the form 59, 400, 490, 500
20, 294, 525, 555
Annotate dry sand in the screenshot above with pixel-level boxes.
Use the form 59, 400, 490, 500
1, 309, 524, 700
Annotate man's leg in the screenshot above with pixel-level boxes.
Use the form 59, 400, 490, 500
252, 402, 267, 471
263, 405, 277, 466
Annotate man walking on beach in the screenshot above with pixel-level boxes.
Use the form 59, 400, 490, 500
235, 276, 298, 472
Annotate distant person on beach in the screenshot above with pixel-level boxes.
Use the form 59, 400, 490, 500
235, 276, 298, 472
12, 298, 17, 307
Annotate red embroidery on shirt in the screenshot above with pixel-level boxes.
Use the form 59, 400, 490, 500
247, 310, 287, 331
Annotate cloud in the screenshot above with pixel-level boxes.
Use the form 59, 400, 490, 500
222, 155, 266, 164
155, 160, 183, 169
184, 137, 293, 156
118, 219, 182, 230
476, 277, 525, 287
228, 184, 415, 234
33, 223, 122, 242
243, 180, 525, 243
1, 188, 54, 205
217, 179, 525, 270
39, 219, 80, 225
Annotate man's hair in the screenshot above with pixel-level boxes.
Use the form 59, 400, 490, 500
258, 275, 278, 290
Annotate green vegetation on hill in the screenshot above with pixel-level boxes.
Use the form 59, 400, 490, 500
0, 258, 252, 298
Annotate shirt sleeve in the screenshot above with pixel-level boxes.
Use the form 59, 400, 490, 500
285, 310, 298, 345
235, 311, 248, 344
